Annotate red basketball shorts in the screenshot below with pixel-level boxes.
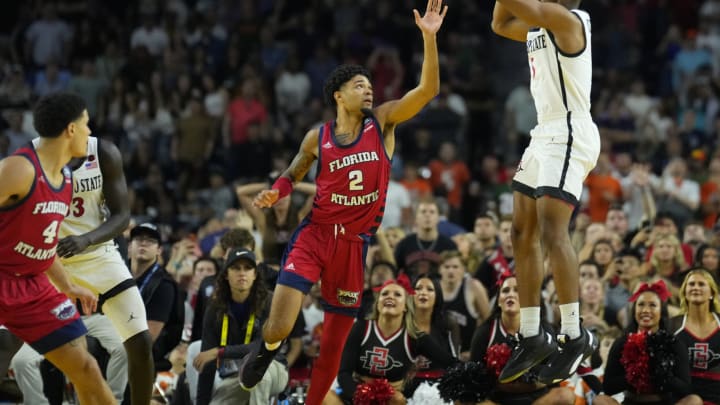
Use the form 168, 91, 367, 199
0, 272, 86, 354
278, 220, 368, 316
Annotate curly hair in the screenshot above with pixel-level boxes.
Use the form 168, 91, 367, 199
33, 92, 86, 138
323, 64, 371, 107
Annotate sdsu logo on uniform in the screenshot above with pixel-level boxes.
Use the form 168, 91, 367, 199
360, 347, 403, 376
336, 289, 359, 306
50, 299, 77, 321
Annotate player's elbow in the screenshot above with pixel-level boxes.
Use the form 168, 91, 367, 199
491, 20, 503, 35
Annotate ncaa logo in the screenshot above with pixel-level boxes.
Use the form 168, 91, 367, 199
336, 289, 359, 306
50, 299, 77, 321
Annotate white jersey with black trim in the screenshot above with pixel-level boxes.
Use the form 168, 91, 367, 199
46, 136, 112, 261
526, 9, 593, 123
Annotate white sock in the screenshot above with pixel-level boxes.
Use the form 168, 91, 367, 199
519, 307, 541, 337
559, 302, 581, 339
265, 341, 281, 351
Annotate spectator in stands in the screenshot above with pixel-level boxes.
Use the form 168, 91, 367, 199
394, 198, 457, 280
193, 248, 287, 405
673, 268, 720, 404
129, 223, 184, 372
596, 280, 701, 405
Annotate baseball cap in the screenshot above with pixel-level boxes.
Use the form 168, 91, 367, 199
130, 223, 161, 242
225, 248, 257, 270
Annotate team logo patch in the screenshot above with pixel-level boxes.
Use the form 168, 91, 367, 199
336, 289, 360, 306
50, 299, 77, 321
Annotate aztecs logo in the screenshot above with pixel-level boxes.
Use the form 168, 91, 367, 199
359, 347, 403, 376
336, 289, 360, 306
50, 299, 77, 321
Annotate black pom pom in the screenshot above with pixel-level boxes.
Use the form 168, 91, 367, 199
437, 361, 493, 402
646, 330, 677, 392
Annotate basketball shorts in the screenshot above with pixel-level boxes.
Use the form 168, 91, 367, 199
0, 273, 86, 354
513, 116, 601, 205
63, 246, 148, 340
277, 220, 368, 316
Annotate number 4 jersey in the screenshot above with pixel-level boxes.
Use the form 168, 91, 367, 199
309, 116, 391, 236
0, 143, 72, 276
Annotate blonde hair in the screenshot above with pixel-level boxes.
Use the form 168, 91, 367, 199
679, 268, 720, 314
370, 283, 420, 338
650, 234, 687, 271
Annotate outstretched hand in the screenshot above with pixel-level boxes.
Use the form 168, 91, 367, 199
414, 0, 448, 35
252, 189, 280, 208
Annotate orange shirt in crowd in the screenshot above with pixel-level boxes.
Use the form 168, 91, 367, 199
701, 180, 719, 228
584, 173, 623, 223
428, 160, 471, 209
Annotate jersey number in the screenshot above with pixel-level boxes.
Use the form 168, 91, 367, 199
71, 197, 85, 217
349, 170, 364, 191
42, 220, 59, 244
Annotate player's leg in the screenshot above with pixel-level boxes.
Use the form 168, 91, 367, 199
500, 144, 557, 383
240, 221, 319, 390
0, 328, 23, 377
83, 313, 129, 402
305, 237, 364, 404
74, 252, 155, 405
10, 343, 49, 405
102, 287, 154, 405
535, 125, 600, 384
43, 336, 116, 404
240, 284, 304, 390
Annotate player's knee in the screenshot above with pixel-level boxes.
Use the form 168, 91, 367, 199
262, 319, 292, 343
538, 218, 568, 247
64, 352, 103, 383
124, 330, 152, 358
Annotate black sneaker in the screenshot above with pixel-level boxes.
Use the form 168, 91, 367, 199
238, 340, 280, 390
537, 327, 598, 385
498, 327, 557, 383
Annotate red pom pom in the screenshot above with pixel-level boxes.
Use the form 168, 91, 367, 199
485, 343, 513, 378
621, 332, 654, 394
353, 378, 395, 405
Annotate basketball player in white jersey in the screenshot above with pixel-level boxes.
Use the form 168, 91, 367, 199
34, 136, 155, 404
491, 0, 600, 384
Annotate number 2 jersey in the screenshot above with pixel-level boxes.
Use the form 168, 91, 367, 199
309, 116, 391, 236
0, 144, 72, 276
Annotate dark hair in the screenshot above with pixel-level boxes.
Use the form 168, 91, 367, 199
33, 92, 86, 138
694, 243, 719, 268
414, 274, 447, 331
323, 64, 371, 107
219, 227, 255, 251
193, 256, 219, 274
626, 293, 670, 333
211, 262, 270, 318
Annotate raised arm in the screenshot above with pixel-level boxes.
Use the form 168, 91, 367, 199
252, 129, 319, 209
374, 0, 447, 127
491, 1, 532, 42
57, 139, 130, 258
235, 182, 269, 231
496, 0, 583, 52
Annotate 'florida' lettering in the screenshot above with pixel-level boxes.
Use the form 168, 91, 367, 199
328, 151, 380, 173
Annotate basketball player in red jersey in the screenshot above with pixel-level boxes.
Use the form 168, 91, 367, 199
0, 92, 116, 404
238, 1, 448, 403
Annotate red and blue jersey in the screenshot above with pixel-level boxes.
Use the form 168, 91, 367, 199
0, 145, 72, 276
309, 116, 391, 236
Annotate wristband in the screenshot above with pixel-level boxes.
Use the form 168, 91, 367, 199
272, 177, 293, 199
